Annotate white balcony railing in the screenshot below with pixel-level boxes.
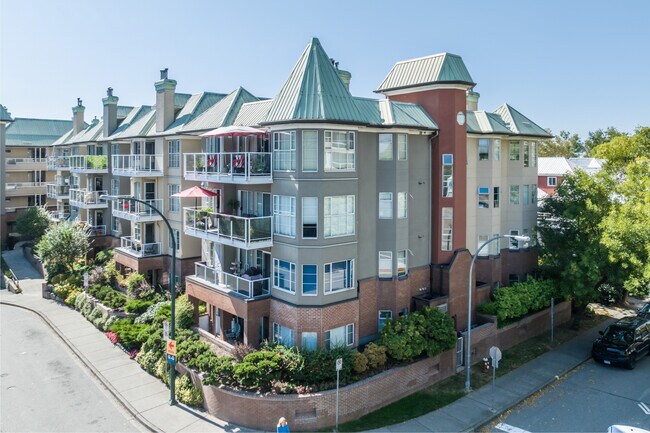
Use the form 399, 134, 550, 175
51, 211, 70, 221
118, 236, 161, 257
184, 152, 272, 184
192, 262, 270, 299
46, 183, 70, 198
69, 189, 108, 208
111, 198, 164, 222
183, 207, 272, 249
112, 154, 164, 176
69, 155, 109, 173
5, 182, 46, 189
5, 158, 47, 170
47, 156, 70, 170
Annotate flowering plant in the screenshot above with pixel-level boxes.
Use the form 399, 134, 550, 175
105, 331, 119, 344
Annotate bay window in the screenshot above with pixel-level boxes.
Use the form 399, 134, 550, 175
324, 259, 354, 294
324, 195, 355, 237
324, 130, 355, 171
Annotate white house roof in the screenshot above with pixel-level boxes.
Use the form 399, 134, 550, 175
568, 157, 605, 175
538, 157, 574, 176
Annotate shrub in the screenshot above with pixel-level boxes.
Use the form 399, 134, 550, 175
151, 296, 193, 329
233, 350, 282, 390
197, 356, 236, 387
231, 343, 256, 362
125, 299, 155, 315
87, 266, 108, 287
351, 351, 368, 374
15, 206, 49, 240
477, 278, 557, 324
106, 331, 119, 344
124, 272, 154, 300
363, 342, 387, 370
136, 350, 162, 374
177, 335, 209, 364
109, 319, 150, 351
65, 290, 80, 306
53, 282, 76, 301
94, 315, 118, 332
94, 249, 113, 266
155, 358, 170, 384
135, 301, 169, 324
176, 374, 204, 407
296, 346, 354, 388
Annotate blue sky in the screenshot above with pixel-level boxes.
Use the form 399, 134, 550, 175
1, 0, 648, 139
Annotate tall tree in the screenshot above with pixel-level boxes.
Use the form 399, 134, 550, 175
583, 127, 625, 156
538, 130, 583, 157
15, 206, 50, 240
592, 127, 650, 171
36, 220, 91, 278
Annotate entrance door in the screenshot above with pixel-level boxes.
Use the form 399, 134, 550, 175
144, 182, 156, 201
96, 211, 104, 226
144, 223, 155, 244
94, 177, 103, 191
145, 141, 155, 170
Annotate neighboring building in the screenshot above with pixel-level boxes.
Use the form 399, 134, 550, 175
538, 157, 604, 197
1, 105, 14, 248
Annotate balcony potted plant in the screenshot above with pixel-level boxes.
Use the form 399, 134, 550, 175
227, 198, 240, 215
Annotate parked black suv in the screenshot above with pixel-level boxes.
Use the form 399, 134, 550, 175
592, 316, 650, 369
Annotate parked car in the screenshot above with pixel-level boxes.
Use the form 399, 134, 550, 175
638, 302, 650, 320
592, 316, 650, 369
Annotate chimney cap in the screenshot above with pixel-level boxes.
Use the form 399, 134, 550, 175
77, 98, 83, 107
160, 68, 169, 80
107, 87, 113, 97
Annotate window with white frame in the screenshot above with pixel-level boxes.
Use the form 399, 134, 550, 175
111, 178, 120, 196
273, 131, 296, 171
273, 259, 296, 293
441, 207, 453, 251
531, 142, 537, 167
111, 143, 120, 156
509, 141, 520, 161
379, 192, 393, 219
523, 142, 530, 167
442, 154, 453, 197
378, 311, 392, 333
324, 259, 354, 294
491, 233, 500, 255
478, 234, 489, 256
111, 216, 119, 234
324, 130, 355, 171
378, 251, 392, 278
302, 264, 317, 296
509, 185, 520, 205
523, 185, 530, 204
531, 185, 537, 204
171, 229, 180, 251
302, 197, 317, 239
493, 186, 500, 208
168, 184, 180, 212
494, 139, 501, 161
547, 177, 557, 187
325, 323, 354, 349
168, 140, 180, 168
273, 322, 295, 347
301, 332, 317, 351
397, 250, 408, 277
273, 195, 296, 237
478, 139, 489, 161
397, 192, 407, 218
134, 223, 141, 241
378, 134, 393, 160
397, 134, 408, 160
509, 229, 520, 250
523, 228, 531, 248
324, 195, 355, 237
478, 187, 490, 208
302, 130, 318, 172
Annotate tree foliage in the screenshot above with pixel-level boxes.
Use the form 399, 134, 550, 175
593, 127, 650, 171
538, 130, 583, 157
584, 127, 625, 157
15, 206, 50, 240
35, 220, 91, 278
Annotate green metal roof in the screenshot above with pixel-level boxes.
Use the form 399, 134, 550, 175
161, 92, 226, 134
5, 118, 73, 147
70, 118, 103, 143
356, 98, 438, 129
52, 128, 75, 146
233, 100, 273, 126
493, 104, 552, 138
175, 93, 192, 109
184, 87, 260, 132
117, 106, 134, 119
105, 106, 156, 140
264, 38, 366, 124
0, 105, 12, 122
466, 111, 512, 135
376, 53, 475, 93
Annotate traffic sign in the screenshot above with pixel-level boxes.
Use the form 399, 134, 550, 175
336, 357, 343, 371
167, 354, 176, 365
163, 321, 169, 341
166, 339, 177, 356
489, 346, 502, 368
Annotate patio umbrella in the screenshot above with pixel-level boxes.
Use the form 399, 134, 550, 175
200, 125, 267, 137
172, 185, 220, 208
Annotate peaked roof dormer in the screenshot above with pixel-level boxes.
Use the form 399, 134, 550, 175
264, 37, 366, 124
185, 87, 260, 132
494, 103, 552, 138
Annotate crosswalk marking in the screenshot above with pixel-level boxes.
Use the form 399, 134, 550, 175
639, 402, 650, 415
495, 422, 532, 433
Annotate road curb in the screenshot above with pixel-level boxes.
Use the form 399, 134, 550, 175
1, 300, 163, 433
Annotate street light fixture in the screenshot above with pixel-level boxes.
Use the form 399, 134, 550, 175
101, 194, 178, 405
464, 234, 530, 393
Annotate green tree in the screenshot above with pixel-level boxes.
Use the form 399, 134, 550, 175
592, 127, 650, 171
15, 206, 50, 240
583, 127, 625, 156
35, 220, 91, 278
538, 130, 583, 157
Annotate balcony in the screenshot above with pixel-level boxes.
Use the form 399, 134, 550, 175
84, 223, 107, 237
47, 156, 70, 171
46, 184, 70, 199
5, 182, 46, 196
111, 198, 163, 222
5, 158, 47, 172
190, 262, 270, 300
50, 211, 70, 221
112, 154, 164, 177
69, 155, 109, 173
183, 207, 272, 250
117, 236, 162, 258
184, 152, 272, 184
69, 189, 108, 209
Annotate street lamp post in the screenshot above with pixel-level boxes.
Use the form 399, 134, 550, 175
464, 234, 530, 393
101, 194, 177, 405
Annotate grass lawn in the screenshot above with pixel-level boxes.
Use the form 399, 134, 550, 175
335, 311, 610, 432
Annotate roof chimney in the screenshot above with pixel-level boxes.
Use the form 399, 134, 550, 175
154, 68, 177, 132
72, 98, 85, 135
466, 90, 480, 111
102, 87, 119, 137
330, 58, 352, 91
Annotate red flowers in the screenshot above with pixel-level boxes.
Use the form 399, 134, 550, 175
129, 349, 140, 359
105, 331, 119, 344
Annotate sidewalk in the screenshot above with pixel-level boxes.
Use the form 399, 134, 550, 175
1, 249, 617, 433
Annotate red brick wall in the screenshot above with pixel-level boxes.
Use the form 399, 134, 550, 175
538, 175, 563, 196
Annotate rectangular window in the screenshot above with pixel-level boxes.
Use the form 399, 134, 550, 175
302, 197, 317, 239
494, 139, 501, 161
509, 185, 520, 205
302, 130, 318, 172
523, 185, 530, 205
324, 195, 355, 237
531, 185, 537, 204
379, 192, 393, 219
378, 134, 393, 160
378, 251, 392, 278
273, 259, 296, 293
398, 192, 408, 219
478, 234, 489, 256
491, 233, 500, 255
324, 259, 354, 294
523, 142, 530, 167
547, 177, 557, 187
273, 195, 296, 237
397, 250, 407, 277
325, 324, 354, 349
168, 184, 180, 212
378, 311, 392, 333
324, 130, 355, 171
273, 131, 296, 171
523, 228, 531, 249
441, 207, 453, 251
493, 187, 500, 208
442, 154, 453, 197
397, 134, 408, 160
509, 141, 520, 161
173, 229, 180, 251
273, 322, 295, 347
134, 223, 141, 242
478, 187, 490, 208
111, 216, 119, 234
302, 264, 317, 296
111, 178, 120, 196
478, 139, 489, 161
531, 142, 537, 167
301, 332, 317, 351
509, 229, 520, 250
168, 140, 180, 168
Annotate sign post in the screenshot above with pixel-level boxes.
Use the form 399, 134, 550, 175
83, 272, 89, 289
163, 321, 170, 341
335, 357, 342, 432
166, 338, 177, 365
489, 346, 502, 387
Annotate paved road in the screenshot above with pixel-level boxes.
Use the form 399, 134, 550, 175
487, 357, 650, 433
0, 305, 143, 432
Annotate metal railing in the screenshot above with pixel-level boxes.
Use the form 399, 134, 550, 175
184, 152, 272, 183
69, 189, 108, 207
183, 207, 272, 248
193, 262, 270, 299
119, 236, 162, 257
6, 157, 47, 165
47, 156, 70, 170
46, 184, 70, 198
112, 154, 163, 176
51, 211, 70, 221
112, 198, 164, 221
69, 155, 108, 171
5, 182, 46, 189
